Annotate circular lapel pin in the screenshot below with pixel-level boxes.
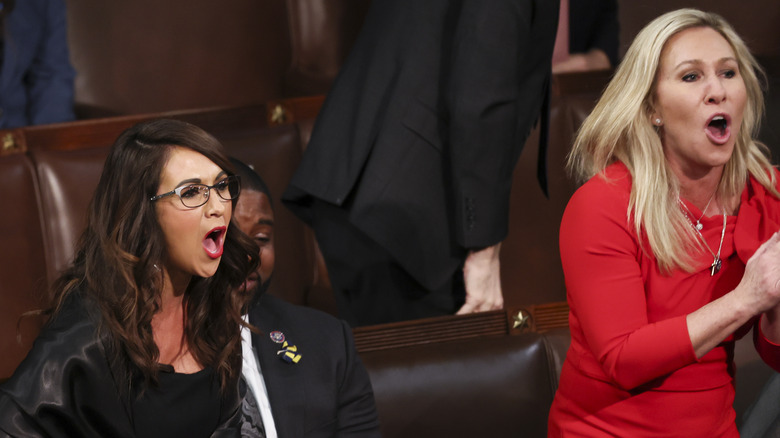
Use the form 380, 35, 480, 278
269, 331, 286, 344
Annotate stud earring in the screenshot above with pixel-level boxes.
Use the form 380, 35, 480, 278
654, 118, 662, 126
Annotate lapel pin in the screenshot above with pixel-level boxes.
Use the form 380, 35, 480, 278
269, 331, 285, 344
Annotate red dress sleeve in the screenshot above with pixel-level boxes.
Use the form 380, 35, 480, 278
560, 165, 697, 390
755, 313, 780, 371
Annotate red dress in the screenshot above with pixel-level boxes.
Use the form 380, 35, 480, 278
548, 162, 780, 437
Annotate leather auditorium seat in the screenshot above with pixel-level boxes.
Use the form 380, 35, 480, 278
0, 153, 49, 379
361, 332, 560, 438
31, 147, 109, 282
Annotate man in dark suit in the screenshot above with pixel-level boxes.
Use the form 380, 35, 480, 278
231, 159, 380, 438
241, 296, 380, 438
553, 0, 620, 73
283, 0, 559, 326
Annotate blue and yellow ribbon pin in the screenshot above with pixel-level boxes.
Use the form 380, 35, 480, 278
277, 341, 302, 364
270, 331, 301, 364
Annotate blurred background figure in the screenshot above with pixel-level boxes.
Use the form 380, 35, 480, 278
282, 0, 559, 327
0, 0, 75, 128
552, 0, 619, 73
231, 158, 380, 437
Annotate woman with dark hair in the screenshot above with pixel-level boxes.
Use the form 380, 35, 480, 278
0, 119, 258, 437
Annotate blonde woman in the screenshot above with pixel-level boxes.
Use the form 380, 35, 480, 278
549, 9, 780, 436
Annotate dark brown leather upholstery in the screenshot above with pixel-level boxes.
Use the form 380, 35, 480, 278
66, 0, 368, 117
0, 153, 49, 380
31, 147, 109, 283
617, 0, 780, 58
67, 0, 293, 116
282, 0, 370, 97
361, 332, 558, 438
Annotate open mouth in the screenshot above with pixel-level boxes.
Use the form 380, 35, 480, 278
705, 114, 730, 144
203, 226, 226, 259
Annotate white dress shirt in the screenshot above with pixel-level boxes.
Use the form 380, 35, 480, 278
241, 316, 278, 438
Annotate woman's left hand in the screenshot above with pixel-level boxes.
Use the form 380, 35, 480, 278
735, 231, 780, 316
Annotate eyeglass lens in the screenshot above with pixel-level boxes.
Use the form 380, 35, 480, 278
179, 176, 240, 208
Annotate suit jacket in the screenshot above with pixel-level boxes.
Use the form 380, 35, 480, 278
569, 0, 620, 67
247, 293, 380, 438
0, 0, 75, 128
283, 0, 559, 290
0, 293, 242, 437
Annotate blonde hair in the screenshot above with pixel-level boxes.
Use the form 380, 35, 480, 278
568, 8, 776, 272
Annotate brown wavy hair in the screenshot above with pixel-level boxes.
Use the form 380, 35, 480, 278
51, 119, 259, 392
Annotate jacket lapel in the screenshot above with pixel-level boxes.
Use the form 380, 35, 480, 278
250, 301, 306, 438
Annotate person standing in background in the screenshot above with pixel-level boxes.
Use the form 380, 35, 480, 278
282, 0, 559, 327
0, 0, 75, 128
552, 0, 620, 73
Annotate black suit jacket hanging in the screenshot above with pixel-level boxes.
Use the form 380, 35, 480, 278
283, 0, 559, 290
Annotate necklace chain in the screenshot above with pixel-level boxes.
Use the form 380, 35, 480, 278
693, 193, 716, 231
678, 198, 726, 276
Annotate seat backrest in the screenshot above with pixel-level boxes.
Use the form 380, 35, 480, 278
30, 147, 109, 285
617, 0, 780, 58
0, 153, 49, 380
360, 332, 558, 438
68, 1, 368, 116
220, 123, 318, 307
282, 0, 371, 96
68, 0, 291, 115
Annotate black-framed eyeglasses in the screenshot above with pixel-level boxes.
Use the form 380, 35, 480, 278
150, 175, 241, 208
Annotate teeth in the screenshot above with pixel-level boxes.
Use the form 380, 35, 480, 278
712, 116, 725, 122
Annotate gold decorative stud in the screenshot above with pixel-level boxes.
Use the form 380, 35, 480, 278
271, 104, 288, 125
512, 310, 531, 331
2, 133, 16, 153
